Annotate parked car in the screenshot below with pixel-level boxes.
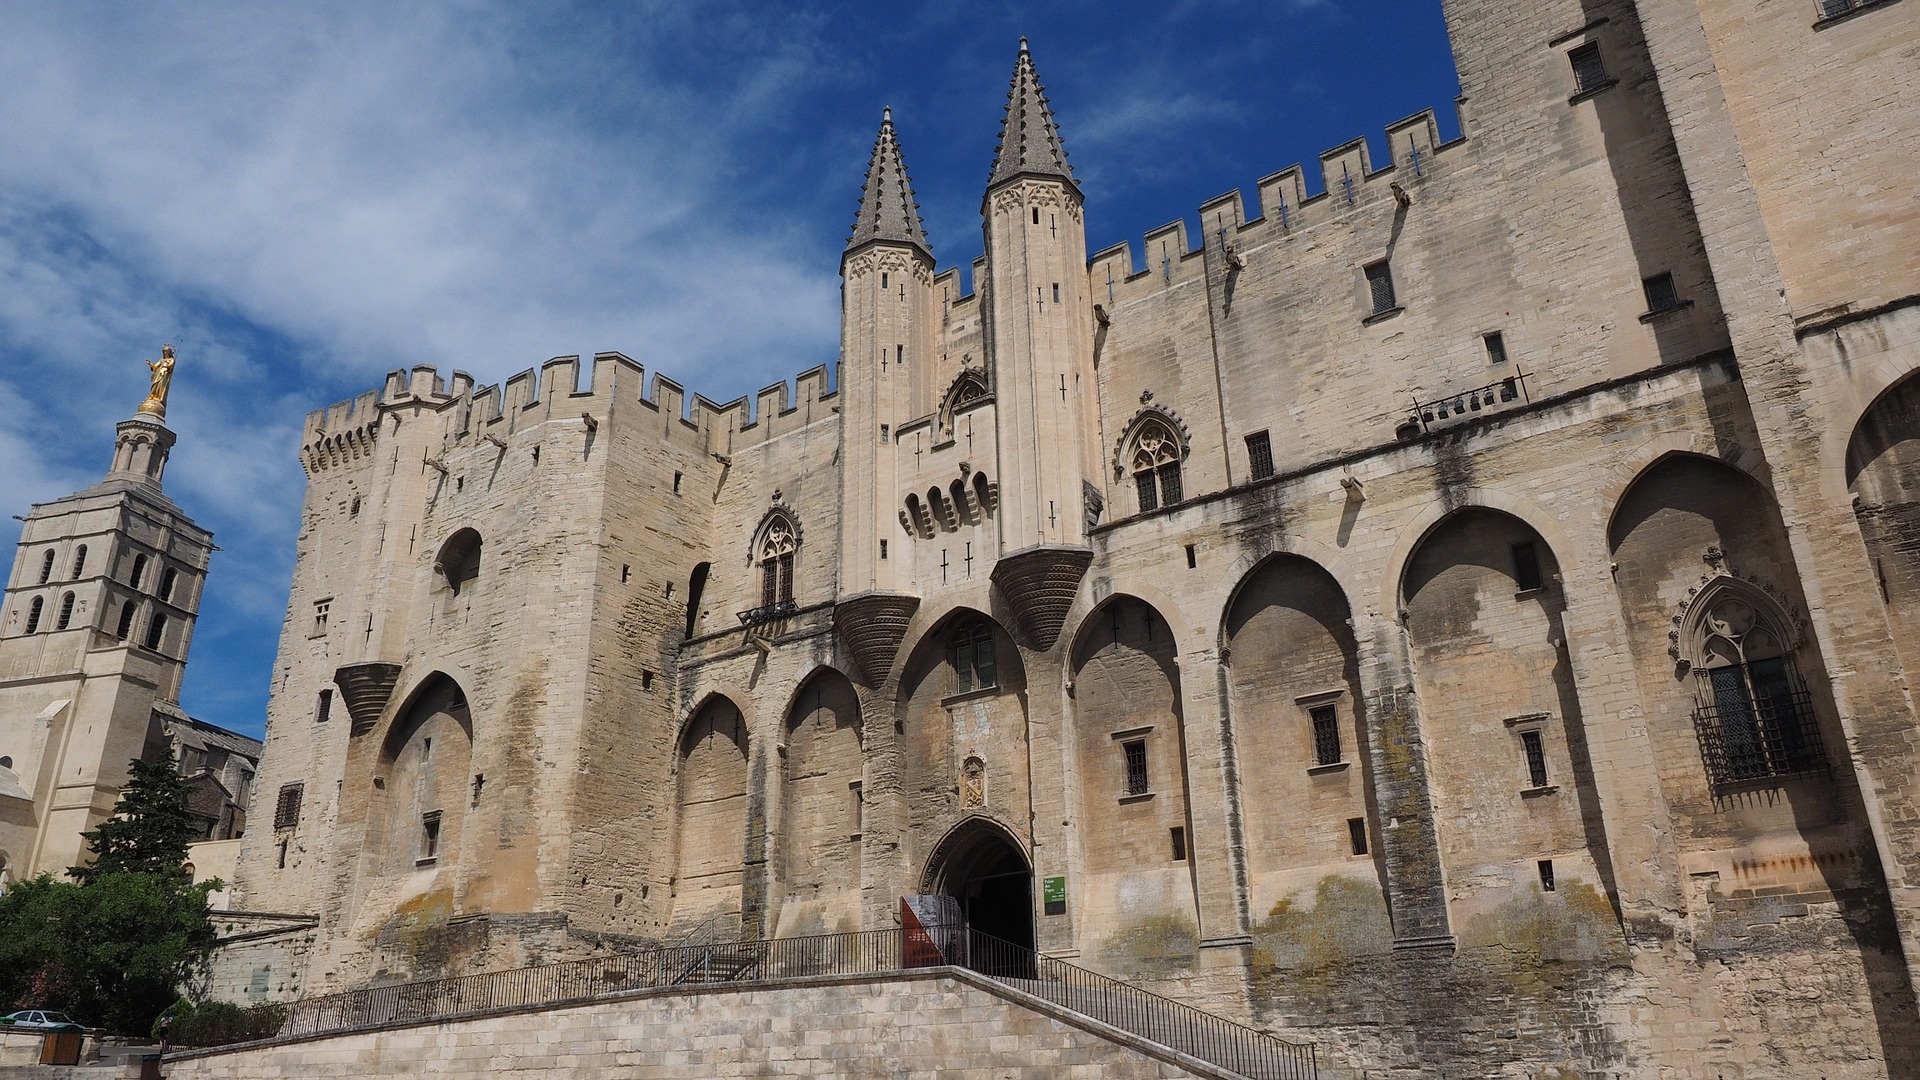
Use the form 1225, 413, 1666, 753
0, 1010, 84, 1032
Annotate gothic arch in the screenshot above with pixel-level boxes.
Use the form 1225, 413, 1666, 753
749, 504, 803, 563
1602, 449, 1769, 549
938, 368, 990, 434
379, 672, 473, 763
1382, 488, 1573, 618
673, 690, 753, 769
919, 814, 1029, 894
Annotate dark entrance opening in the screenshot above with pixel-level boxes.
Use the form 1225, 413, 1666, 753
923, 819, 1035, 958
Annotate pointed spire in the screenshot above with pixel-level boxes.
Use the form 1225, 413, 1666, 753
846, 106, 931, 260
987, 38, 1076, 193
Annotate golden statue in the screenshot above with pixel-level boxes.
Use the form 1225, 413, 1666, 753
137, 344, 176, 419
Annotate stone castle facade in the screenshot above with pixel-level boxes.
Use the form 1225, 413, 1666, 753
226, 0, 1920, 1074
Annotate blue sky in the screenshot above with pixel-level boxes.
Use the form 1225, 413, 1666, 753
0, 2, 1460, 739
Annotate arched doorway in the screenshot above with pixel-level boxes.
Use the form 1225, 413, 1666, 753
922, 818, 1034, 955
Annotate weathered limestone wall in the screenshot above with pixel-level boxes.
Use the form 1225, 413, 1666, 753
163, 971, 1217, 1080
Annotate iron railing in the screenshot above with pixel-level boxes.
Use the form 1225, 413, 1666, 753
270, 925, 1316, 1079
1693, 678, 1829, 789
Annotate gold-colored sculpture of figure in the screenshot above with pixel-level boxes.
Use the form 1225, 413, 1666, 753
137, 344, 176, 419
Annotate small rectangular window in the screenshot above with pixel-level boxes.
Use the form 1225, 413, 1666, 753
673, 471, 683, 494
420, 812, 442, 864
851, 781, 865, 837
621, 564, 631, 583
315, 688, 332, 724
1185, 544, 1197, 569
277, 838, 289, 869
1122, 740, 1149, 796
1245, 431, 1275, 481
1364, 261, 1396, 314
1512, 542, 1543, 592
1569, 42, 1609, 94
274, 784, 303, 830
1347, 817, 1369, 856
1484, 332, 1508, 366
880, 272, 889, 290
1169, 826, 1187, 862
1538, 858, 1557, 892
1521, 729, 1550, 788
312, 599, 331, 637
1310, 704, 1343, 767
1052, 283, 1060, 303
641, 670, 655, 691
1032, 207, 1040, 225
880, 539, 889, 560
1642, 272, 1680, 312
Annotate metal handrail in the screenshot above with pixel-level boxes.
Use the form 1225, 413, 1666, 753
271, 925, 1315, 1079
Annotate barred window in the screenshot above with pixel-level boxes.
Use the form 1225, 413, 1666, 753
144, 612, 167, 651
273, 783, 303, 830
1246, 430, 1275, 481
24, 597, 43, 634
55, 592, 75, 631
1520, 729, 1550, 788
116, 601, 137, 639
1310, 704, 1342, 767
1129, 417, 1185, 513
1691, 596, 1828, 786
1365, 261, 1397, 314
71, 545, 87, 578
37, 550, 55, 584
1122, 739, 1149, 796
758, 514, 798, 611
159, 567, 178, 602
129, 554, 148, 590
1569, 42, 1609, 94
1643, 272, 1681, 312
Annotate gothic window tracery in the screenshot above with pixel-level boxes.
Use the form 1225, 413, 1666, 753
1129, 417, 1185, 513
1687, 589, 1827, 786
758, 513, 798, 611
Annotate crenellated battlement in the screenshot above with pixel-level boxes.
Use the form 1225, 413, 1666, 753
1087, 105, 1461, 306
300, 350, 841, 470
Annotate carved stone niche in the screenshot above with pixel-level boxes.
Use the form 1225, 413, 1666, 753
990, 544, 1094, 651
834, 591, 921, 686
334, 662, 404, 736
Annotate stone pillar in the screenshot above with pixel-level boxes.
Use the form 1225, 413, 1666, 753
1355, 611, 1453, 949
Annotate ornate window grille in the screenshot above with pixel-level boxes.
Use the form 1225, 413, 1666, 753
1689, 596, 1828, 787
758, 515, 797, 611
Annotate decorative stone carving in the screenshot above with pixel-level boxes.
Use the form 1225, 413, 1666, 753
334, 662, 404, 736
990, 544, 1093, 650
835, 591, 921, 685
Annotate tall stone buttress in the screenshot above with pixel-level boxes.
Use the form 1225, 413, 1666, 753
835, 109, 934, 684
982, 41, 1097, 650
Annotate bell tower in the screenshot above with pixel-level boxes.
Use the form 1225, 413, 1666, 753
834, 110, 934, 684
0, 345, 213, 878
981, 40, 1098, 650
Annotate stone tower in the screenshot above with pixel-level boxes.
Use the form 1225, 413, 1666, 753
835, 109, 936, 682
0, 350, 212, 880
981, 41, 1098, 650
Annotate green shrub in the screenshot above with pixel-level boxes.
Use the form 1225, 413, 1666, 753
169, 1001, 288, 1048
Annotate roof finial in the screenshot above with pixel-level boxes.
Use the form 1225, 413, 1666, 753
987, 38, 1075, 193
846, 109, 931, 260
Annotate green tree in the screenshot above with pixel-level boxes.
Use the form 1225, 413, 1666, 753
71, 751, 200, 883
0, 750, 220, 1034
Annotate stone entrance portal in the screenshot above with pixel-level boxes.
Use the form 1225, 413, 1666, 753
921, 818, 1034, 954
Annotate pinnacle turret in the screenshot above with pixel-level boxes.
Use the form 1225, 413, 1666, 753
987, 38, 1075, 193
846, 106, 931, 260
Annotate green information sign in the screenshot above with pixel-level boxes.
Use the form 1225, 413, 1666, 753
1042, 875, 1067, 916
